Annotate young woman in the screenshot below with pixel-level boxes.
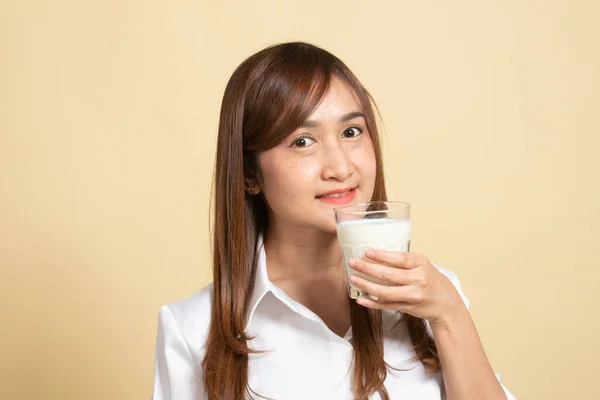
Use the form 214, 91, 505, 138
152, 42, 515, 400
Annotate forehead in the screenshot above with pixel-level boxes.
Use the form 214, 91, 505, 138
307, 78, 362, 121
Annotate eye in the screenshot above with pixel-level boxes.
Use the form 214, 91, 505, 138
342, 126, 363, 138
290, 135, 316, 148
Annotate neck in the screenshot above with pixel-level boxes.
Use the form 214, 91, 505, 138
264, 220, 343, 283
263, 218, 352, 338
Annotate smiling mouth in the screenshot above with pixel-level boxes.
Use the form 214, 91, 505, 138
316, 189, 355, 199
315, 187, 357, 204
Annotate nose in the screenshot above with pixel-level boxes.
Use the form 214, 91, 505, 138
321, 140, 354, 182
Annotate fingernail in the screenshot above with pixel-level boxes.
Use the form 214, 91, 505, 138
348, 258, 357, 267
365, 250, 375, 258
349, 275, 357, 283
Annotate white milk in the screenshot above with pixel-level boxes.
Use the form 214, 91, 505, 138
336, 218, 411, 299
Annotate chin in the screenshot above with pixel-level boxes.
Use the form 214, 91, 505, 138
318, 212, 339, 235
323, 221, 338, 235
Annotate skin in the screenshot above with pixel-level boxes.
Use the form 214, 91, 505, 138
253, 77, 376, 337
249, 77, 506, 400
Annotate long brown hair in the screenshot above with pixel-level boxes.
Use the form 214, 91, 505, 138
203, 42, 440, 400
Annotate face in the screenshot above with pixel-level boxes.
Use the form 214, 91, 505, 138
256, 78, 377, 234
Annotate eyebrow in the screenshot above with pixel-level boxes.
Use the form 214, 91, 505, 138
299, 111, 365, 128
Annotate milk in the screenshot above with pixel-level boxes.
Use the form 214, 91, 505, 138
336, 218, 411, 299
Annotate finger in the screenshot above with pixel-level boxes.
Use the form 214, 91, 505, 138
349, 274, 416, 302
364, 250, 426, 270
348, 258, 410, 285
355, 296, 412, 312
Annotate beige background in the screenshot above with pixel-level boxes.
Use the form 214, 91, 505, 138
1, 0, 599, 399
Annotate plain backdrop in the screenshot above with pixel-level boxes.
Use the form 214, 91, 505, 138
1, 1, 599, 399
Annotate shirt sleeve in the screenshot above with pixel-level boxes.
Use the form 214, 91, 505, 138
435, 266, 517, 400
496, 373, 517, 400
152, 305, 206, 400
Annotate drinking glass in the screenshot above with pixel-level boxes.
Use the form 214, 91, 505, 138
334, 201, 411, 299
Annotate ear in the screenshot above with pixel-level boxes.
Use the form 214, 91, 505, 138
244, 179, 261, 195
244, 152, 262, 195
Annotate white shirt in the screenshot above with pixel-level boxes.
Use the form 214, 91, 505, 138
152, 238, 516, 399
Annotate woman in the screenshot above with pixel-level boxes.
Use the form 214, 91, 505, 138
152, 42, 515, 400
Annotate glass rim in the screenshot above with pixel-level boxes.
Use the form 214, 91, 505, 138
333, 200, 411, 215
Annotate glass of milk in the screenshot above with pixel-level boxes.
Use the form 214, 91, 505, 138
334, 201, 411, 299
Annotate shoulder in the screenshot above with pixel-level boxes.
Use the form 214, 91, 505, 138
159, 282, 214, 358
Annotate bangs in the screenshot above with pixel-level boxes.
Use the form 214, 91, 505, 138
242, 45, 339, 151
273, 67, 332, 144
240, 42, 378, 160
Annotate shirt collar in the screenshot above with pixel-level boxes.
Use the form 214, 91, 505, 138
245, 233, 316, 328
245, 234, 273, 329
244, 234, 353, 341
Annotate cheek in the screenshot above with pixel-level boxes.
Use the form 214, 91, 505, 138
356, 140, 377, 177
354, 139, 378, 198
259, 153, 319, 205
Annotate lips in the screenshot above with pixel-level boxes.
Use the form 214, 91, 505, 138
316, 186, 357, 198
316, 187, 357, 205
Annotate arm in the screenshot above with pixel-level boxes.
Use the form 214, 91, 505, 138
430, 297, 507, 400
348, 251, 515, 400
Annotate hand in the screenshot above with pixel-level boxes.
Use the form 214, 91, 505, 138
348, 250, 465, 327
